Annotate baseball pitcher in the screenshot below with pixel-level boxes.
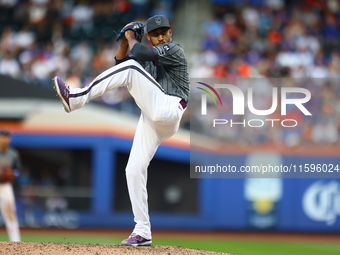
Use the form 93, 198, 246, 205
53, 15, 189, 246
0, 129, 21, 242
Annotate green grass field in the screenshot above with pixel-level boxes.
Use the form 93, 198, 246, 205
1, 231, 339, 255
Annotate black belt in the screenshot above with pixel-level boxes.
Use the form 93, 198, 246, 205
180, 99, 187, 109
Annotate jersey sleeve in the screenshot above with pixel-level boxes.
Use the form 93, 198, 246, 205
151, 42, 185, 66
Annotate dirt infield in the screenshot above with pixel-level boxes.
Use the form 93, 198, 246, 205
0, 242, 230, 255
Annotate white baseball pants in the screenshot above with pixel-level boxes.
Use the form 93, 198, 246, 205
0, 183, 21, 241
68, 60, 186, 239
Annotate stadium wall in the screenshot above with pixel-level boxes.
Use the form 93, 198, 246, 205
0, 133, 338, 233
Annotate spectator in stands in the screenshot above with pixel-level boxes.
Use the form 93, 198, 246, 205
0, 50, 20, 78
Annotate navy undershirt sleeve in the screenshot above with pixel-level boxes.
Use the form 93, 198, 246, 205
114, 55, 131, 65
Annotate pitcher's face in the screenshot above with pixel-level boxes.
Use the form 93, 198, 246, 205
147, 28, 172, 46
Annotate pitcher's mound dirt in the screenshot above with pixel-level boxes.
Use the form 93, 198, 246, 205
0, 242, 232, 255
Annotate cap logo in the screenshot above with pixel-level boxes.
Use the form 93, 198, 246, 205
155, 17, 162, 25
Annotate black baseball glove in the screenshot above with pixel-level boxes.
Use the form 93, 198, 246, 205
116, 21, 145, 42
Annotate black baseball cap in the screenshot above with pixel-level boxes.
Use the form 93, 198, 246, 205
146, 15, 171, 33
0, 129, 10, 136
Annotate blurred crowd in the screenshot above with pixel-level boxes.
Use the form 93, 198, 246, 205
192, 0, 340, 79
0, 0, 339, 146
0, 0, 178, 113
189, 0, 340, 147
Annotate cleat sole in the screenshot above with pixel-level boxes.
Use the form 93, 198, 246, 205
53, 77, 71, 113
